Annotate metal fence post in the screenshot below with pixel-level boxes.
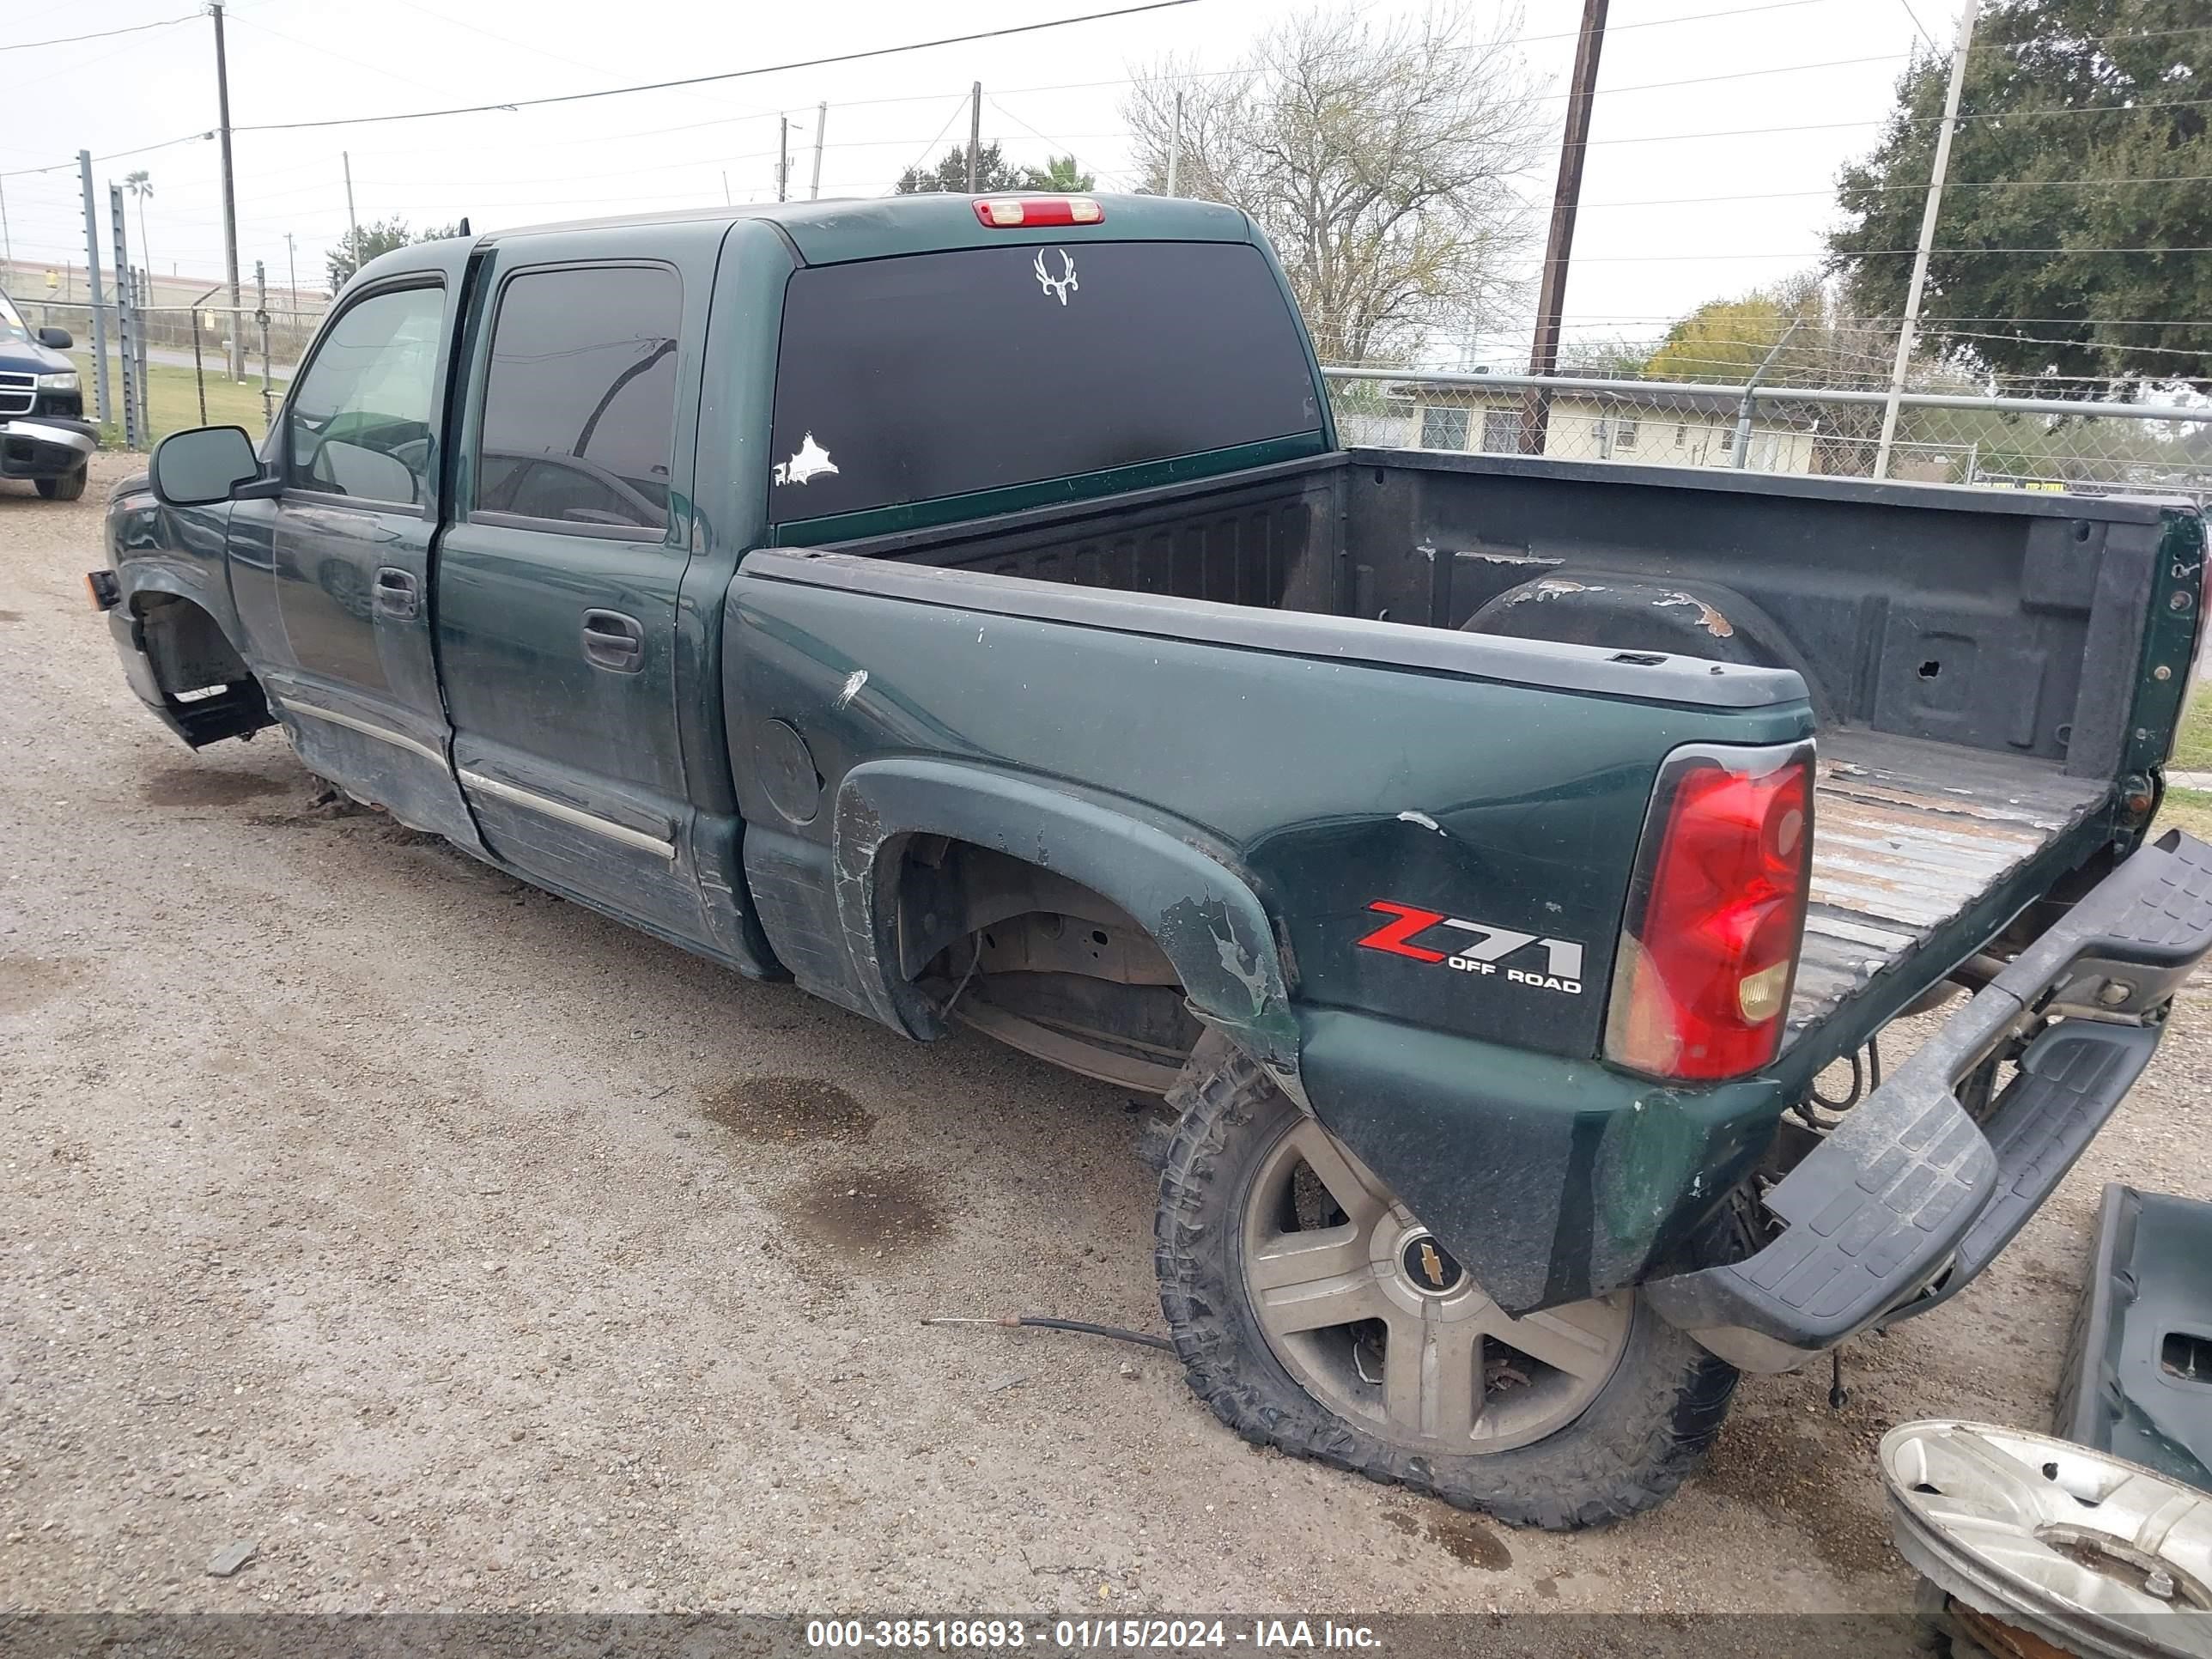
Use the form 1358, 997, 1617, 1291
132, 265, 150, 440
108, 185, 139, 450
255, 261, 271, 433
1734, 318, 1802, 472
77, 152, 110, 428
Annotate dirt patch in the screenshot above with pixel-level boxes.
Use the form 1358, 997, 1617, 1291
1383, 1506, 1514, 1571
245, 790, 378, 829
139, 766, 288, 808
703, 1077, 875, 1145
0, 609, 21, 623
1701, 1403, 1897, 1577
0, 955, 83, 1017
768, 1164, 945, 1257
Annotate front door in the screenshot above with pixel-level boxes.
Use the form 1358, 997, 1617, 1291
227, 263, 482, 849
434, 240, 707, 944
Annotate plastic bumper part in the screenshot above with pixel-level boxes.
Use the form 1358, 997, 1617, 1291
1645, 829, 2212, 1372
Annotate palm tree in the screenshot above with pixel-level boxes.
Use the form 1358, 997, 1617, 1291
124, 170, 153, 290
1017, 155, 1096, 192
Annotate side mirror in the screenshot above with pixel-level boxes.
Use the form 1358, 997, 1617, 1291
37, 326, 72, 350
150, 425, 264, 508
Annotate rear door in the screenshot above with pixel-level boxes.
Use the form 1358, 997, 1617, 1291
433, 225, 712, 944
225, 248, 483, 848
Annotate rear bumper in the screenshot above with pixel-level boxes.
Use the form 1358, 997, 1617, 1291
1645, 829, 2212, 1372
1, 416, 97, 479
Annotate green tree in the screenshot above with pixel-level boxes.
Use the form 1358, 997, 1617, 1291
1554, 335, 1661, 379
1641, 273, 1895, 386
893, 143, 1023, 194
1017, 155, 1095, 192
1828, 0, 2211, 397
325, 219, 468, 295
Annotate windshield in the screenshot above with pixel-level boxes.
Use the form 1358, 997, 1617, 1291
0, 292, 30, 345
767, 240, 1322, 526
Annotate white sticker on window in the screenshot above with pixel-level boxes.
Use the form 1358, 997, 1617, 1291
773, 433, 839, 486
1032, 248, 1078, 307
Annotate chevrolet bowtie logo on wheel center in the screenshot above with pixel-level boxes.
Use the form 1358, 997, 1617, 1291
1401, 1233, 1464, 1296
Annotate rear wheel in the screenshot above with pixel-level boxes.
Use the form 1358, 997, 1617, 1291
1154, 1042, 1741, 1528
35, 467, 87, 501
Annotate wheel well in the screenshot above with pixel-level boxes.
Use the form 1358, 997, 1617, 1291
892, 836, 1201, 1093
132, 592, 272, 744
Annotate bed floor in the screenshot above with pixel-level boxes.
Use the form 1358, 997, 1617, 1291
1789, 731, 2112, 1040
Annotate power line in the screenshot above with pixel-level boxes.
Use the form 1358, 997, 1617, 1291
0, 132, 210, 181
1929, 327, 2212, 358
1982, 22, 2212, 50
1565, 51, 1910, 100
896, 95, 978, 187
0, 15, 195, 53
228, 1, 1200, 134
1579, 95, 2212, 149
984, 95, 1129, 186
1577, 173, 2212, 209
1555, 246, 2212, 262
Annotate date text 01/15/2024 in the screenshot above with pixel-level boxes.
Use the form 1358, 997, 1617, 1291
803, 1620, 1384, 1651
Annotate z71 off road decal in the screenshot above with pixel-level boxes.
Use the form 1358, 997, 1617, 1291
1356, 901, 1585, 995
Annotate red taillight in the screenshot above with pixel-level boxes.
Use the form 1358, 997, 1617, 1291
972, 195, 1104, 228
1604, 742, 1814, 1082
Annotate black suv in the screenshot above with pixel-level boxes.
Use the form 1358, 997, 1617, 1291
0, 289, 96, 501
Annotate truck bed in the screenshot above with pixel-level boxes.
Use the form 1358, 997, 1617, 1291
1795, 732, 2112, 1036
821, 447, 2179, 1068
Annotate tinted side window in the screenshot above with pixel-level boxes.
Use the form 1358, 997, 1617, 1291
287, 283, 444, 504
477, 265, 680, 532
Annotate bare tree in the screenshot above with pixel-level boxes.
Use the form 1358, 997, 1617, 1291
1124, 6, 1543, 365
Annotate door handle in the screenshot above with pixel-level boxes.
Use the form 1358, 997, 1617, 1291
372, 567, 419, 620
581, 609, 645, 673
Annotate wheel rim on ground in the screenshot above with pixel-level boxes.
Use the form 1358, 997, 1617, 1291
1882, 1420, 2212, 1659
1237, 1114, 1632, 1455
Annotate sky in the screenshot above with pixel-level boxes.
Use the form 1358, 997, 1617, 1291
0, 0, 1933, 363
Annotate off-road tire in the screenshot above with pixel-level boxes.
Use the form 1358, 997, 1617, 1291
1153, 1041, 1741, 1529
35, 467, 87, 502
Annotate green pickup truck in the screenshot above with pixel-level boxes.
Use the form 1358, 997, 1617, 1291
94, 193, 2212, 1529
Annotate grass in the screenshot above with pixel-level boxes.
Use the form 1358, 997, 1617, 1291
66, 348, 276, 451
2160, 787, 2212, 844
2172, 689, 2212, 775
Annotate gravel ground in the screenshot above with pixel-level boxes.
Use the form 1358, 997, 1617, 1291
3, 453, 2209, 1617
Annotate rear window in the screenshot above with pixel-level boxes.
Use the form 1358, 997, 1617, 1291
766, 240, 1320, 525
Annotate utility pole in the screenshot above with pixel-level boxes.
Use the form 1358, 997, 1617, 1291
79, 151, 111, 428
0, 175, 11, 272
721, 170, 732, 207
284, 232, 296, 309
810, 101, 827, 199
211, 0, 244, 380
1522, 0, 1608, 454
967, 82, 982, 191
1166, 91, 1183, 195
1875, 0, 1978, 481
777, 115, 789, 202
343, 152, 358, 286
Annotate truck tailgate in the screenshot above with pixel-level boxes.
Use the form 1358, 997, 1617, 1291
1796, 731, 2113, 1040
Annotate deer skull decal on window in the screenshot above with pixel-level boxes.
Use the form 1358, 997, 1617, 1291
1032, 247, 1079, 306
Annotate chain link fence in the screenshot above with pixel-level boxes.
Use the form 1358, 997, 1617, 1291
31, 296, 321, 447
1325, 368, 2212, 505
